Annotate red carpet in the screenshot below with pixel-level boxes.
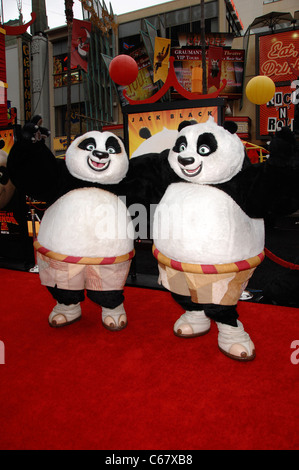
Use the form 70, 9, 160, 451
0, 268, 298, 450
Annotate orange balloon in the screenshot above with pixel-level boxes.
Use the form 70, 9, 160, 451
246, 75, 275, 105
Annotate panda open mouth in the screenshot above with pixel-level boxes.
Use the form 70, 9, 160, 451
181, 163, 202, 177
88, 157, 111, 172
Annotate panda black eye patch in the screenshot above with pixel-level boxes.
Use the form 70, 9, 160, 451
197, 133, 218, 155
105, 136, 122, 154
173, 136, 188, 153
78, 137, 96, 150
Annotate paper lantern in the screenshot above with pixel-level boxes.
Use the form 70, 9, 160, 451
246, 75, 275, 105
109, 55, 139, 86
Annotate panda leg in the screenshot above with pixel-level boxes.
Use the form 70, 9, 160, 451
171, 295, 255, 360
171, 293, 211, 338
216, 320, 255, 361
86, 290, 127, 331
204, 304, 255, 361
46, 286, 84, 328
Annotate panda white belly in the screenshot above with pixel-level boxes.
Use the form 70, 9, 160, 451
153, 182, 265, 264
37, 187, 134, 257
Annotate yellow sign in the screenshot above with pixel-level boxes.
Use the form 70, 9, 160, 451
153, 37, 171, 83
128, 106, 218, 157
0, 129, 14, 154
53, 136, 76, 152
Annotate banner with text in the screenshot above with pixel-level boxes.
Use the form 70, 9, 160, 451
172, 47, 244, 98
258, 30, 299, 137
127, 105, 219, 158
153, 37, 171, 83
117, 45, 158, 106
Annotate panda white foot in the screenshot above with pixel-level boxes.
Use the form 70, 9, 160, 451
102, 303, 127, 331
174, 310, 211, 338
48, 302, 82, 328
216, 320, 255, 361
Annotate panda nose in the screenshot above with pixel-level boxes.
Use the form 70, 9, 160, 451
178, 156, 195, 166
92, 150, 109, 159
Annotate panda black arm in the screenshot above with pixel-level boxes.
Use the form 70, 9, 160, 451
6, 116, 68, 203
220, 128, 299, 218
7, 139, 63, 203
247, 127, 299, 216
267, 126, 298, 169
124, 149, 182, 208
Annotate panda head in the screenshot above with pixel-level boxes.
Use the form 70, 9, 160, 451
65, 131, 128, 184
168, 117, 245, 184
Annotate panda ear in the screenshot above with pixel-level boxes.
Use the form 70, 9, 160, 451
178, 120, 197, 132
223, 121, 238, 134
139, 127, 152, 140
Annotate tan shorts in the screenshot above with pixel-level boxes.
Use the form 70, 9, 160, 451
37, 252, 132, 291
158, 262, 256, 305
153, 245, 264, 306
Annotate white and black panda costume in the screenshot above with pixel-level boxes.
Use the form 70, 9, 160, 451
127, 117, 299, 361
7, 119, 134, 330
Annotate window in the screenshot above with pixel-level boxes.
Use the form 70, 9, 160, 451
166, 19, 213, 45
226, 9, 241, 36
55, 102, 87, 137
53, 54, 83, 88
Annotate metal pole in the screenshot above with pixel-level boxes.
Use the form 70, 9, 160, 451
65, 0, 73, 147
30, 207, 36, 240
0, 0, 4, 24
201, 0, 207, 94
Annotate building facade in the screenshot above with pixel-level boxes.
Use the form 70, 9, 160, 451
4, 0, 299, 152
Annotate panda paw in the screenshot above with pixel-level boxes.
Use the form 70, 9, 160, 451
275, 126, 297, 144
21, 116, 50, 143
268, 126, 299, 168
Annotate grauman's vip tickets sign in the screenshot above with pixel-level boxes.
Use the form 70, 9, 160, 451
172, 47, 245, 98
257, 30, 299, 138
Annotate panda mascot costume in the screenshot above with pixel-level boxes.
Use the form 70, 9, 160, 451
127, 117, 298, 361
7, 117, 134, 330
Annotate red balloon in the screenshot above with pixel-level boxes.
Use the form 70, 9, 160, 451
109, 55, 139, 86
